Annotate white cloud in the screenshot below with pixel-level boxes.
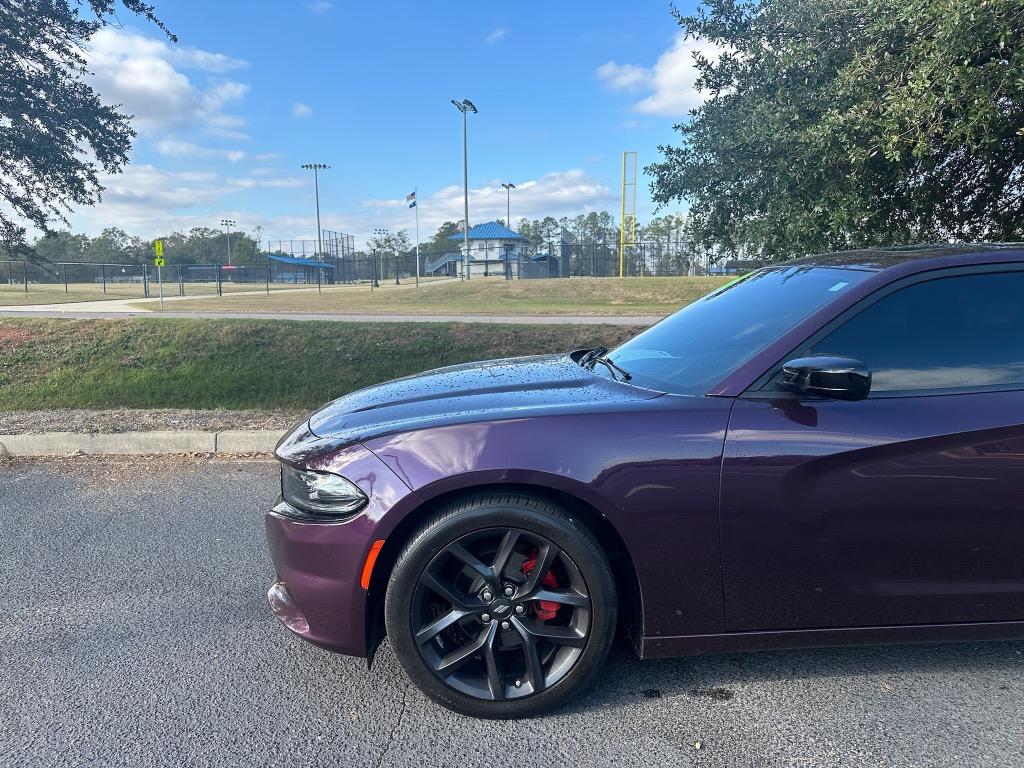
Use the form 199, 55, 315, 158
66, 166, 613, 251
230, 177, 305, 190
67, 164, 314, 235
595, 34, 721, 118
155, 140, 247, 162
485, 28, 508, 45
306, 1, 333, 13
85, 28, 250, 135
292, 102, 313, 118
595, 61, 651, 91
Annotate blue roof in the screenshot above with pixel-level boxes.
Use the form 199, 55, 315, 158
447, 221, 525, 241
268, 254, 335, 269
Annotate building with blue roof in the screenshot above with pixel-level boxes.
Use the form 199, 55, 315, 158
429, 220, 525, 278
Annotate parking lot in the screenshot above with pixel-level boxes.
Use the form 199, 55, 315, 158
3, 457, 1023, 767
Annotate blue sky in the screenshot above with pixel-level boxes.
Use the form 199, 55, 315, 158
72, 0, 708, 247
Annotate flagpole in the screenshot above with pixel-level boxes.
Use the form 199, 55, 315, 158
414, 186, 420, 287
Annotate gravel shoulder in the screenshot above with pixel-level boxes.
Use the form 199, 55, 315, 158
0, 408, 305, 435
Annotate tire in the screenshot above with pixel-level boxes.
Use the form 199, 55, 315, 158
384, 492, 617, 718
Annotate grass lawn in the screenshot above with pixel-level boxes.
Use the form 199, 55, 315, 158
134, 276, 730, 316
0, 318, 643, 411
0, 284, 148, 305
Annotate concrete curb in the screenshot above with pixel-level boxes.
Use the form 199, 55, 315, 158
0, 429, 280, 457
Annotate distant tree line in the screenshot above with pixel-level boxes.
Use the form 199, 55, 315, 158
419, 211, 688, 253
11, 211, 693, 273
414, 211, 695, 275
18, 227, 263, 266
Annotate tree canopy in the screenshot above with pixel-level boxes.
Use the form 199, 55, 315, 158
648, 0, 1024, 261
32, 226, 261, 265
0, 1, 171, 255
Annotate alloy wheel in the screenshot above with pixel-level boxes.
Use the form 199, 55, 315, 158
410, 527, 591, 701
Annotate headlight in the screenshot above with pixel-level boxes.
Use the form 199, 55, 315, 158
280, 464, 368, 518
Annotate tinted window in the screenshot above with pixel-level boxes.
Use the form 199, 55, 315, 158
604, 266, 869, 395
802, 271, 1024, 395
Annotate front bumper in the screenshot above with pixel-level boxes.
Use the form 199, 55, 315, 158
263, 441, 418, 657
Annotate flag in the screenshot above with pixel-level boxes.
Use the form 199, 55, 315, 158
405, 191, 416, 202
408, 200, 416, 208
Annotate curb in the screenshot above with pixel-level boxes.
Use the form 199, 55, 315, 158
0, 429, 280, 457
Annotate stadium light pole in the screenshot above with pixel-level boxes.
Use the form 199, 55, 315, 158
451, 98, 477, 281
220, 219, 235, 265
501, 182, 515, 228
301, 163, 330, 293
372, 227, 389, 289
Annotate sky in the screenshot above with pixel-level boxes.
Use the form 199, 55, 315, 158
69, 0, 709, 248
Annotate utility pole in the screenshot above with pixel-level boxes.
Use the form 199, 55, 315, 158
451, 99, 477, 280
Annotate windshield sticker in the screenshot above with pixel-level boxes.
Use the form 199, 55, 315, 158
828, 281, 849, 292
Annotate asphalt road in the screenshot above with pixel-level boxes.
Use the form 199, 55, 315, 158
3, 458, 1023, 767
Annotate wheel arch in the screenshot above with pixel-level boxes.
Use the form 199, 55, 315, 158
365, 480, 643, 660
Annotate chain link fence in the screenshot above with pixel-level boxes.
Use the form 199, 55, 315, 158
0, 260, 338, 301
2, 245, 756, 304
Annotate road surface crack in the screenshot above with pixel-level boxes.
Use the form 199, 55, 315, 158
374, 682, 410, 768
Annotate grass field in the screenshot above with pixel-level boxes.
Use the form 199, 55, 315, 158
0, 284, 147, 305
133, 276, 730, 316
0, 281, 309, 306
0, 318, 643, 411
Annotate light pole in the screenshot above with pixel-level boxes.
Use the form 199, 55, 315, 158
372, 228, 388, 289
301, 163, 330, 293
220, 219, 235, 265
501, 182, 515, 228
451, 98, 477, 280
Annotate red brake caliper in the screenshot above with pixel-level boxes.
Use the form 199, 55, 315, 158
521, 549, 560, 621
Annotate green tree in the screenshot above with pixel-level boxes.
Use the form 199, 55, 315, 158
83, 226, 155, 263
648, 0, 1024, 261
368, 228, 412, 254
421, 221, 462, 254
227, 234, 262, 266
1, 1, 172, 256
32, 230, 90, 263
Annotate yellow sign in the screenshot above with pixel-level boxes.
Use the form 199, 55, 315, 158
154, 257, 166, 268
153, 239, 164, 257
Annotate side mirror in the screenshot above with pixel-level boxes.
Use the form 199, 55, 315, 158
776, 355, 871, 401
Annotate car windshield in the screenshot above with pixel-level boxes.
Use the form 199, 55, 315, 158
601, 266, 872, 395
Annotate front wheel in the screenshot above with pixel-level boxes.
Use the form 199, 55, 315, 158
384, 493, 617, 718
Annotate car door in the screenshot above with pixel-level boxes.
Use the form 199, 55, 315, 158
721, 266, 1024, 632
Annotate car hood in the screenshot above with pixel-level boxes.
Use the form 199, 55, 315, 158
307, 353, 662, 444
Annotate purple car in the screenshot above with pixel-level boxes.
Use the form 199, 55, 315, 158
266, 244, 1024, 718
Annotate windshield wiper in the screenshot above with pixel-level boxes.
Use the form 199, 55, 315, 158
578, 346, 608, 368
580, 347, 632, 382
590, 355, 632, 382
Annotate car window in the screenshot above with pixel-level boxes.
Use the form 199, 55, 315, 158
799, 271, 1024, 395
604, 266, 869, 395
